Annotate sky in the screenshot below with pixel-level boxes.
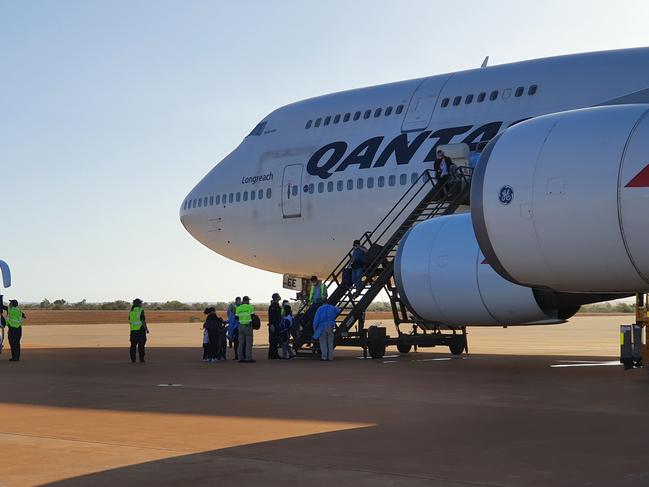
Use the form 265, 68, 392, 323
1, 0, 649, 303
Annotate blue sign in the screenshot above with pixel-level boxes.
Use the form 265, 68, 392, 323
498, 186, 513, 205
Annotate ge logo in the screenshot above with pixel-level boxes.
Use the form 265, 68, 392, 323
498, 186, 514, 205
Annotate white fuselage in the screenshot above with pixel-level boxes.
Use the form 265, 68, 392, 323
181, 48, 649, 278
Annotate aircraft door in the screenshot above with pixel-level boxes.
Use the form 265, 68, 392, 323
282, 164, 303, 218
401, 74, 453, 132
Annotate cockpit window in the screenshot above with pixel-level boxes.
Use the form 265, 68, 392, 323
248, 121, 267, 137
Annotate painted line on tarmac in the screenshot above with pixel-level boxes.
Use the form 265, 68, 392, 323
550, 361, 620, 368
157, 383, 184, 387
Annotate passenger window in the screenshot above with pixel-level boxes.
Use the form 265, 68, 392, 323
378, 176, 385, 188
357, 178, 364, 189
337, 180, 343, 191
374, 108, 382, 118
515, 86, 524, 97
308, 184, 314, 194
367, 177, 374, 189
327, 181, 333, 192
305, 120, 312, 129
222, 194, 226, 204
385, 106, 393, 116
453, 96, 461, 106
388, 175, 396, 186
363, 109, 371, 119
209, 196, 214, 205
490, 90, 499, 101
347, 179, 354, 190
292, 185, 298, 196
333, 114, 341, 124
324, 116, 331, 126
502, 88, 511, 99
343, 113, 351, 122
243, 191, 248, 202
441, 98, 449, 108
528, 84, 538, 95
266, 188, 272, 199
318, 182, 324, 193
215, 195, 220, 205
250, 191, 255, 201
257, 189, 263, 200
396, 105, 404, 114
315, 118, 322, 127
192, 199, 197, 208
465, 94, 474, 104
400, 174, 407, 185
477, 92, 486, 103
198, 198, 202, 208
182, 201, 187, 210
204, 197, 208, 207
229, 193, 234, 203
353, 111, 361, 121
411, 172, 418, 184
236, 192, 241, 202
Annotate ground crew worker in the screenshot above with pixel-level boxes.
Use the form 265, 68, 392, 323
128, 298, 148, 363
313, 302, 341, 361
307, 276, 327, 306
236, 296, 255, 363
3, 299, 26, 362
306, 276, 327, 334
268, 293, 282, 360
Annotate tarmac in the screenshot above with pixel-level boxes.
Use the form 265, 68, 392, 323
1, 316, 649, 486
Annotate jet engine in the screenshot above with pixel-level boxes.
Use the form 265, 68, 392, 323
394, 213, 577, 326
472, 104, 649, 293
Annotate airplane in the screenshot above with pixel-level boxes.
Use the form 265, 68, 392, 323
180, 47, 649, 330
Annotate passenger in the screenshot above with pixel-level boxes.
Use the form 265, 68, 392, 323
236, 296, 256, 363
351, 240, 368, 294
227, 297, 241, 360
217, 313, 228, 360
202, 326, 209, 362
313, 302, 341, 361
203, 306, 220, 362
128, 298, 148, 363
278, 303, 295, 359
267, 293, 282, 360
434, 150, 457, 198
3, 299, 26, 362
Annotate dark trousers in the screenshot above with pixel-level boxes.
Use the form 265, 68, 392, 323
218, 329, 227, 360
130, 329, 147, 362
268, 325, 279, 359
203, 343, 209, 359
8, 326, 21, 361
207, 329, 219, 359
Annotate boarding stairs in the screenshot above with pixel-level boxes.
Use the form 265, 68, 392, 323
293, 167, 473, 354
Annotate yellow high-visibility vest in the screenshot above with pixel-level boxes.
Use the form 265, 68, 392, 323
129, 307, 144, 331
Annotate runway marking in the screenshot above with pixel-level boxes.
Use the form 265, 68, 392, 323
550, 360, 621, 368
415, 358, 452, 362
157, 383, 184, 387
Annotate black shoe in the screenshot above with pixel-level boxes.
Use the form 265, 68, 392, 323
246, 360, 256, 363
238, 360, 246, 363
9, 358, 18, 362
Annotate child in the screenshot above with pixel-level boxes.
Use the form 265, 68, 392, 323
278, 304, 295, 359
202, 326, 209, 361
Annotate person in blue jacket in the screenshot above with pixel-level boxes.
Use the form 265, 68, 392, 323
312, 303, 341, 361
226, 297, 241, 360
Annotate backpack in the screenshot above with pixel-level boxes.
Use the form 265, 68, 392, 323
251, 314, 261, 330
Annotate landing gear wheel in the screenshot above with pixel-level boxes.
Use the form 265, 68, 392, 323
397, 343, 412, 354
449, 339, 465, 356
368, 340, 386, 359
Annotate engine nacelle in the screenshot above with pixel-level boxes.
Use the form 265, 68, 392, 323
394, 213, 568, 326
472, 104, 649, 293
